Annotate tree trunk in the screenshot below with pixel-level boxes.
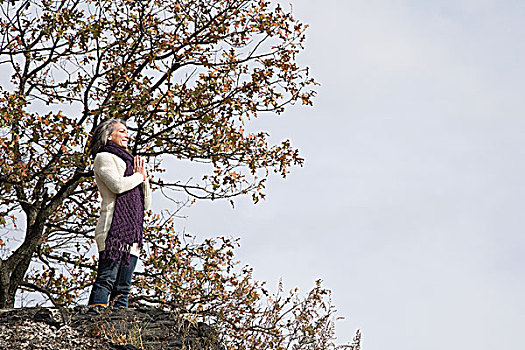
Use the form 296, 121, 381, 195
0, 260, 15, 308
0, 175, 84, 308
0, 218, 45, 308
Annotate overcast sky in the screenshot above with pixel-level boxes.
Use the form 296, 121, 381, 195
4, 0, 523, 348
163, 1, 525, 349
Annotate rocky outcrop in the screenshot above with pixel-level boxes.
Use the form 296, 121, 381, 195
0, 307, 224, 350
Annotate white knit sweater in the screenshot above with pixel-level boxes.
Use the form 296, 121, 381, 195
93, 152, 152, 256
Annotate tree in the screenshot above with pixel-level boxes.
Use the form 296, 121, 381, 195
0, 0, 360, 348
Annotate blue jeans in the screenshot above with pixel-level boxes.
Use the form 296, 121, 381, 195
88, 254, 138, 308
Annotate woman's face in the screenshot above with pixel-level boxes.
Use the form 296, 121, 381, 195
108, 122, 129, 148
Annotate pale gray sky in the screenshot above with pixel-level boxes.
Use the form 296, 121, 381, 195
3, 0, 524, 348
165, 1, 525, 349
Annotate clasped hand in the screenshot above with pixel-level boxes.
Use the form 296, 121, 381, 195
134, 156, 147, 181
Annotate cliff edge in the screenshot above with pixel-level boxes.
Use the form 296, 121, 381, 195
0, 306, 223, 350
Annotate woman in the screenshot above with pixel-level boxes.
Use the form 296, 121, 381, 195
87, 118, 151, 308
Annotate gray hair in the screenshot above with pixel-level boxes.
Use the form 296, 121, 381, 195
88, 118, 125, 158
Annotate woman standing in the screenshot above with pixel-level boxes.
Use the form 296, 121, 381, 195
87, 118, 151, 308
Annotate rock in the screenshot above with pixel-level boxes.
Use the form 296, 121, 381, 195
0, 307, 224, 350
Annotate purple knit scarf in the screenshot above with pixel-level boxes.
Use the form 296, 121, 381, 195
100, 142, 144, 264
